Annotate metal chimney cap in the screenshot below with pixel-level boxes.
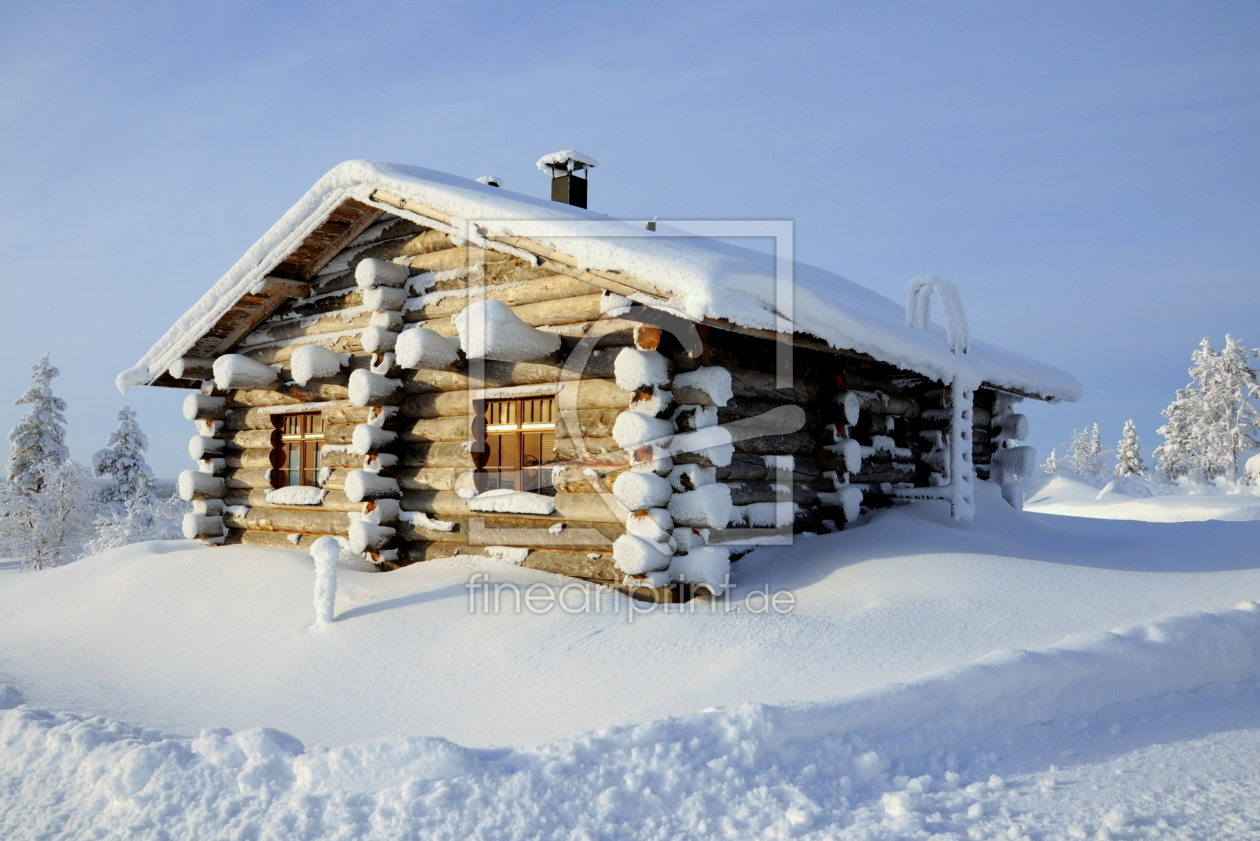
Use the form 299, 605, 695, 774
536, 149, 599, 177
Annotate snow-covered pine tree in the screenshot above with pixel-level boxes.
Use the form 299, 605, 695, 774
1154, 336, 1260, 483
1041, 448, 1061, 474
93, 406, 156, 515
7, 354, 69, 493
1063, 424, 1106, 478
1114, 419, 1146, 478
1154, 385, 1201, 482
0, 459, 98, 569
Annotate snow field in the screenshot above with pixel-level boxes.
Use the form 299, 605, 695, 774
1, 602, 1258, 840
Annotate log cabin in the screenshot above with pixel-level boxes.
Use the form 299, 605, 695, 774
118, 154, 1080, 600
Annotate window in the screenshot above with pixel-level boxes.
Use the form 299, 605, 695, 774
273, 412, 324, 488
475, 397, 556, 493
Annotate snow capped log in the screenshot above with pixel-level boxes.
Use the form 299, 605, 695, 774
668, 483, 733, 529
349, 518, 397, 553
839, 391, 862, 426
213, 354, 279, 391
188, 435, 225, 460
628, 443, 673, 475
361, 326, 398, 354
992, 445, 1037, 480
178, 469, 225, 501
345, 470, 401, 503
671, 367, 732, 407
612, 533, 672, 575
668, 546, 730, 595
668, 463, 715, 492
626, 508, 675, 551
994, 413, 1029, 444
171, 357, 216, 381
350, 424, 397, 456
290, 345, 347, 386
1247, 453, 1260, 486
265, 486, 328, 505
831, 437, 862, 474
672, 404, 718, 432
193, 498, 224, 516
466, 489, 557, 515
628, 386, 671, 417
348, 369, 401, 407
612, 471, 673, 510
396, 326, 461, 370
669, 427, 734, 468
452, 299, 561, 362
182, 393, 226, 421
355, 258, 409, 289
362, 286, 408, 312
612, 411, 674, 451
614, 348, 670, 392
182, 513, 225, 542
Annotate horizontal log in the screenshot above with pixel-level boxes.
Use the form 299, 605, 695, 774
245, 336, 366, 367
399, 229, 455, 256
732, 431, 818, 457
224, 489, 360, 513
225, 468, 275, 490
236, 529, 319, 550
404, 293, 604, 337
396, 514, 622, 547
257, 277, 312, 299
227, 382, 350, 406
400, 356, 617, 395
223, 449, 277, 470
404, 245, 515, 275
400, 378, 630, 419
224, 505, 349, 535
727, 480, 818, 507
224, 403, 361, 430
171, 357, 216, 381
397, 543, 617, 581
552, 436, 624, 460
402, 490, 626, 524
183, 393, 227, 420
716, 455, 820, 483
242, 310, 375, 348
407, 274, 593, 320
223, 428, 280, 450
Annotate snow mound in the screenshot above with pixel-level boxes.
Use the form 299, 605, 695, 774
290, 345, 346, 386
266, 486, 328, 506
452, 299, 561, 363
212, 354, 278, 391
613, 348, 669, 392
395, 326, 460, 370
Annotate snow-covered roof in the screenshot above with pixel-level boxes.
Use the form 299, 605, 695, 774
118, 160, 1081, 402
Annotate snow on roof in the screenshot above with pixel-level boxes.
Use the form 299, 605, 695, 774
535, 149, 599, 176
118, 160, 1081, 402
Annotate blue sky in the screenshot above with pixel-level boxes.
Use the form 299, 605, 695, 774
1, 1, 1257, 476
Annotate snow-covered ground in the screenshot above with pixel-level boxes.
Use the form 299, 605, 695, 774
1026, 473, 1260, 522
1, 481, 1258, 838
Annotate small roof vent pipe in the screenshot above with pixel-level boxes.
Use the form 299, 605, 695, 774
476, 175, 502, 187
536, 149, 598, 209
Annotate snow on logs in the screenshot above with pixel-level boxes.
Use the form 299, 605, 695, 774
290, 345, 347, 386
182, 512, 226, 543
453, 299, 561, 363
178, 469, 226, 501
345, 470, 401, 503
182, 393, 226, 421
355, 258, 409, 288
213, 355, 280, 391
395, 326, 461, 370
188, 435, 225, 460
611, 471, 673, 510
671, 367, 732, 408
349, 369, 401, 407
668, 483, 733, 529
171, 357, 216, 382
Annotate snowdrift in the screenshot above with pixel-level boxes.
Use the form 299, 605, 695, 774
2, 601, 1258, 840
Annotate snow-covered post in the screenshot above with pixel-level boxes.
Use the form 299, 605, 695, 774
990, 394, 1032, 509
311, 536, 340, 624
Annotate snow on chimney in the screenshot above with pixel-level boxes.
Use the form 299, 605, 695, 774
536, 149, 598, 209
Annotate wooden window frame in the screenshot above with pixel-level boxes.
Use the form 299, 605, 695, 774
473, 396, 557, 494
271, 411, 325, 489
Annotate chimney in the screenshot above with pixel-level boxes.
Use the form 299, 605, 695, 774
536, 149, 598, 209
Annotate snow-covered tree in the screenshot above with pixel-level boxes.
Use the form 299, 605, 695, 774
1114, 419, 1146, 478
93, 406, 156, 515
84, 493, 185, 556
1041, 448, 1061, 474
1154, 336, 1260, 483
1062, 424, 1105, 478
0, 459, 98, 569
7, 354, 69, 493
